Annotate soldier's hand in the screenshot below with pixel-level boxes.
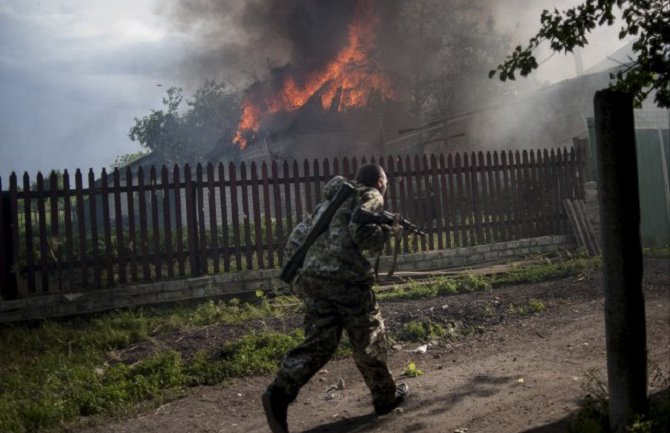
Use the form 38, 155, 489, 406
389, 213, 403, 236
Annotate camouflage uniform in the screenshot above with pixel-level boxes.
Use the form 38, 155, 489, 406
269, 176, 397, 409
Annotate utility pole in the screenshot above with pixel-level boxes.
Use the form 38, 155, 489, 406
594, 89, 648, 433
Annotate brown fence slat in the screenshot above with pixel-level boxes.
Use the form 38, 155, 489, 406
228, 162, 242, 270
88, 169, 101, 288
74, 170, 87, 288
272, 161, 285, 265
113, 169, 126, 284
485, 152, 496, 243
136, 167, 150, 281
150, 166, 161, 279
282, 161, 293, 235
23, 173, 36, 293
292, 161, 303, 224
184, 164, 198, 276
261, 162, 274, 268
162, 166, 174, 279
250, 162, 264, 269
62, 171, 74, 290
414, 155, 433, 251
206, 163, 219, 274
429, 154, 443, 250
125, 168, 138, 282
218, 163, 231, 272
173, 165, 185, 277
303, 159, 313, 214
386, 156, 399, 255
48, 171, 62, 291
101, 169, 114, 286
36, 173, 49, 292
196, 164, 207, 275
240, 162, 253, 270
396, 157, 409, 253
0, 178, 7, 298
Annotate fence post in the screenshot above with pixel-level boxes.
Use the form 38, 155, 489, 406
1, 189, 18, 300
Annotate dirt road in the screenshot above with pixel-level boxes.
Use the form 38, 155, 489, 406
79, 258, 669, 433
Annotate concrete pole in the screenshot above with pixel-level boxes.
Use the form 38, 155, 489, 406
594, 89, 647, 433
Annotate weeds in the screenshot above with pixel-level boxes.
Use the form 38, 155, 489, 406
402, 361, 424, 377
398, 320, 446, 342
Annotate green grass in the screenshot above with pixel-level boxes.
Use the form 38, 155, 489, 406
397, 319, 446, 342
0, 254, 604, 433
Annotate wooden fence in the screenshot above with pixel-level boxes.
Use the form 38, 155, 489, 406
0, 148, 582, 300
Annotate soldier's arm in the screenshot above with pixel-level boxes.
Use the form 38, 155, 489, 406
349, 189, 390, 251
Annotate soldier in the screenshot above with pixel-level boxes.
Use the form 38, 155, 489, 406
262, 163, 408, 433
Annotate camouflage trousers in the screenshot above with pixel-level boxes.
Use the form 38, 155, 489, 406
269, 276, 397, 408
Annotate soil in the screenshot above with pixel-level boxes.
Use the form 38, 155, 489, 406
79, 257, 669, 433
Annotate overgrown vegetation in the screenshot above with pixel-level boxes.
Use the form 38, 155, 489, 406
0, 253, 608, 432
568, 366, 670, 433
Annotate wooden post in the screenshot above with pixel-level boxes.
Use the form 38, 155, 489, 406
1, 186, 18, 300
594, 89, 647, 433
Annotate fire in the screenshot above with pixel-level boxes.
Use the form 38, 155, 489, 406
233, 0, 394, 149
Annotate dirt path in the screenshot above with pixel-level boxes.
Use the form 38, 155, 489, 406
79, 258, 670, 433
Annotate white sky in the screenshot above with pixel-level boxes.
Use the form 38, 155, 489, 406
0, 0, 631, 176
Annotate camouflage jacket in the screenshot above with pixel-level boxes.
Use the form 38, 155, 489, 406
297, 175, 389, 287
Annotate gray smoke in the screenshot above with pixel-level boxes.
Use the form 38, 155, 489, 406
163, 0, 385, 87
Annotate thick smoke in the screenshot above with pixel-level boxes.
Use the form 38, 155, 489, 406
163, 0, 391, 86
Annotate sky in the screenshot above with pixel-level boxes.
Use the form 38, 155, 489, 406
0, 0, 630, 177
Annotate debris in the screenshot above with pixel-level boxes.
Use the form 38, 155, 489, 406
325, 393, 335, 400
318, 369, 329, 375
412, 344, 428, 354
517, 378, 525, 384
455, 428, 468, 433
442, 304, 449, 310
392, 344, 404, 351
393, 407, 404, 414
336, 377, 346, 390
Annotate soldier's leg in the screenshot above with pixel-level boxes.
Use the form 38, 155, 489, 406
344, 295, 397, 409
269, 299, 342, 401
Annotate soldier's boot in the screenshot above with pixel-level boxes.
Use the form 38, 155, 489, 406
262, 388, 290, 433
374, 383, 409, 415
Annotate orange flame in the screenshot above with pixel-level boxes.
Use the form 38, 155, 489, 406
233, 0, 394, 148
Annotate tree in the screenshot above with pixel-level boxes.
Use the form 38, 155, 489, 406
489, 0, 670, 107
129, 81, 241, 165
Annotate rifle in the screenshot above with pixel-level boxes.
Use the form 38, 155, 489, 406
350, 208, 426, 236
279, 181, 356, 283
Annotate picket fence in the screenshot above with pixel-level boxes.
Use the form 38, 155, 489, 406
0, 149, 582, 300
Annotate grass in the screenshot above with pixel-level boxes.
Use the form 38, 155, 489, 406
0, 253, 606, 432
397, 319, 447, 342
378, 254, 601, 302
568, 366, 670, 433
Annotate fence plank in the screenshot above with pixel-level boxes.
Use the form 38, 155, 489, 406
485, 152, 496, 242
292, 161, 303, 224
453, 154, 466, 247
173, 165, 186, 277
313, 159, 322, 202
386, 156, 399, 255
62, 171, 74, 290
471, 152, 483, 245
74, 170, 89, 289
101, 169, 114, 286
113, 169, 126, 285
184, 165, 198, 276
396, 157, 410, 253
429, 154, 443, 250
36, 173, 49, 292
228, 162, 242, 270
272, 162, 284, 265
162, 166, 174, 279
8, 175, 20, 298
0, 178, 7, 298
250, 162, 264, 268
150, 166, 161, 279
262, 162, 274, 268
196, 164, 207, 275
48, 171, 62, 291
136, 167, 150, 281
414, 155, 428, 251
218, 163, 231, 272
207, 163, 220, 274
283, 161, 294, 235
125, 168, 138, 282
303, 159, 313, 214
240, 162, 253, 270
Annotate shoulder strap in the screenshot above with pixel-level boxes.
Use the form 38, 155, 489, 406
279, 181, 355, 283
